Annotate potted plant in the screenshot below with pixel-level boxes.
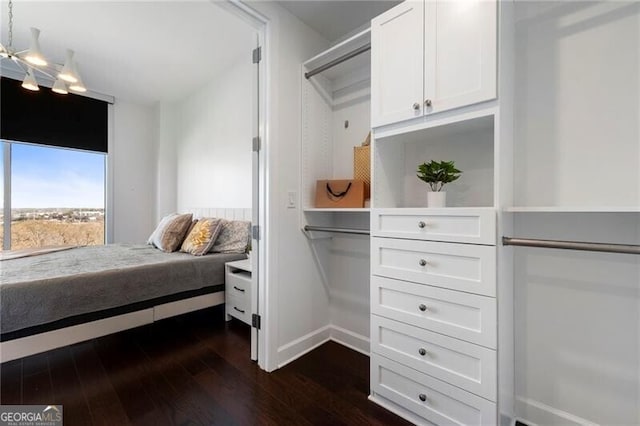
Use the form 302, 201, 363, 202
416, 160, 462, 207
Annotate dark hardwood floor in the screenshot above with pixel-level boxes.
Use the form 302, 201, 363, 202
0, 306, 411, 425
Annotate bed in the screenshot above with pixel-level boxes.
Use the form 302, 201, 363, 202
0, 208, 251, 363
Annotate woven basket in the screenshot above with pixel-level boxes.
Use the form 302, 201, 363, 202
353, 145, 371, 199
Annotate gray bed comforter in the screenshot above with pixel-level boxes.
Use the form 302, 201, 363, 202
0, 244, 245, 335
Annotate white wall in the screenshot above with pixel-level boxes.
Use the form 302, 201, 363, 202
514, 213, 640, 425
246, 1, 331, 368
514, 1, 640, 208
110, 100, 157, 243
154, 54, 254, 219
174, 56, 254, 212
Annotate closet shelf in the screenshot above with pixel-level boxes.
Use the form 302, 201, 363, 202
304, 208, 370, 213
505, 206, 640, 213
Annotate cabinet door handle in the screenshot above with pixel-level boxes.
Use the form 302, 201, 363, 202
418, 221, 426, 229
418, 304, 427, 312
412, 102, 421, 111
424, 99, 432, 107
234, 307, 245, 314
418, 348, 427, 356
419, 259, 427, 267
419, 394, 427, 402
233, 286, 245, 293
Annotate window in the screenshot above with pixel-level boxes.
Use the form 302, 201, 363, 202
1, 141, 106, 250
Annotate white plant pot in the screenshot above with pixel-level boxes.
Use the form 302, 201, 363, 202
427, 191, 446, 208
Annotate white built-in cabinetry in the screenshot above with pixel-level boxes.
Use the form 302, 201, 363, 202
371, 0, 497, 128
368, 0, 501, 424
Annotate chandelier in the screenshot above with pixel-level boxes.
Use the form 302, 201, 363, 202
0, 0, 86, 94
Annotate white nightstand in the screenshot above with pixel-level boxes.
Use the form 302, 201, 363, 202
225, 259, 252, 325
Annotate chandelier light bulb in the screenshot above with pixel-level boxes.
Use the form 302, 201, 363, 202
22, 68, 39, 91
24, 27, 48, 66
69, 74, 86, 93
52, 77, 68, 94
58, 49, 78, 83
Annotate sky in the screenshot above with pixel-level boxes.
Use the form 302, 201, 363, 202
2, 141, 105, 209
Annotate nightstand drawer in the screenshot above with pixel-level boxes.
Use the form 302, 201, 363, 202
371, 276, 496, 348
372, 238, 496, 296
371, 208, 495, 245
371, 316, 496, 400
226, 294, 251, 324
371, 355, 497, 426
227, 272, 250, 295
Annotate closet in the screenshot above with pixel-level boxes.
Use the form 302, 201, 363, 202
301, 1, 640, 425
301, 29, 372, 353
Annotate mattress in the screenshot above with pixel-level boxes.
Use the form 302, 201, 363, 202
0, 244, 245, 340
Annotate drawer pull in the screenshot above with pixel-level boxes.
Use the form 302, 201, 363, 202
418, 393, 427, 402
418, 304, 427, 312
234, 307, 245, 314
233, 286, 245, 293
419, 259, 427, 267
418, 348, 427, 356
418, 221, 426, 229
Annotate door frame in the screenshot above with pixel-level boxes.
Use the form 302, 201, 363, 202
217, 0, 273, 371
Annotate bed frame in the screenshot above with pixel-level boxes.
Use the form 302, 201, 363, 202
0, 208, 251, 363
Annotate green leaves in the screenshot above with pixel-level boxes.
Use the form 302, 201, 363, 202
416, 160, 462, 192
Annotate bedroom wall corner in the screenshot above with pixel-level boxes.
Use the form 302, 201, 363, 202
111, 100, 157, 243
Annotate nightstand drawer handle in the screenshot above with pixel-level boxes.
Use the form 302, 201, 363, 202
418, 348, 427, 356
418, 304, 427, 312
419, 259, 427, 267
419, 394, 427, 402
234, 307, 245, 314
233, 286, 245, 293
418, 221, 426, 228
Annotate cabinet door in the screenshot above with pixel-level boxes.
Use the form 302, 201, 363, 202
424, 0, 497, 114
371, 1, 424, 128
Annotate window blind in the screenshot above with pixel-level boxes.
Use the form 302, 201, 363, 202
1, 77, 108, 153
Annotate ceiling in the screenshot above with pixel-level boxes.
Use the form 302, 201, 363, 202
278, 0, 401, 42
0, 1, 256, 105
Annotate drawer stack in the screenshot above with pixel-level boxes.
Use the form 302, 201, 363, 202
225, 261, 252, 325
369, 208, 497, 425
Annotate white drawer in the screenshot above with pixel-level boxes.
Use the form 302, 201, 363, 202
226, 294, 251, 325
371, 354, 497, 426
371, 316, 496, 401
371, 276, 496, 348
227, 272, 250, 296
372, 238, 496, 296
371, 208, 495, 245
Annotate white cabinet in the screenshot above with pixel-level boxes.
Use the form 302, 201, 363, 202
369, 207, 498, 424
370, 1, 424, 127
371, 0, 497, 128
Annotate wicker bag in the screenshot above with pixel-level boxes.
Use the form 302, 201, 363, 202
353, 145, 371, 199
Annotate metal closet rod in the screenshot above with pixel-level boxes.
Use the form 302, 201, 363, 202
304, 43, 371, 79
502, 237, 640, 255
304, 225, 370, 236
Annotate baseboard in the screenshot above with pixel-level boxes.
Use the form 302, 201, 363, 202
329, 325, 369, 356
515, 397, 598, 426
0, 309, 153, 363
277, 325, 331, 368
